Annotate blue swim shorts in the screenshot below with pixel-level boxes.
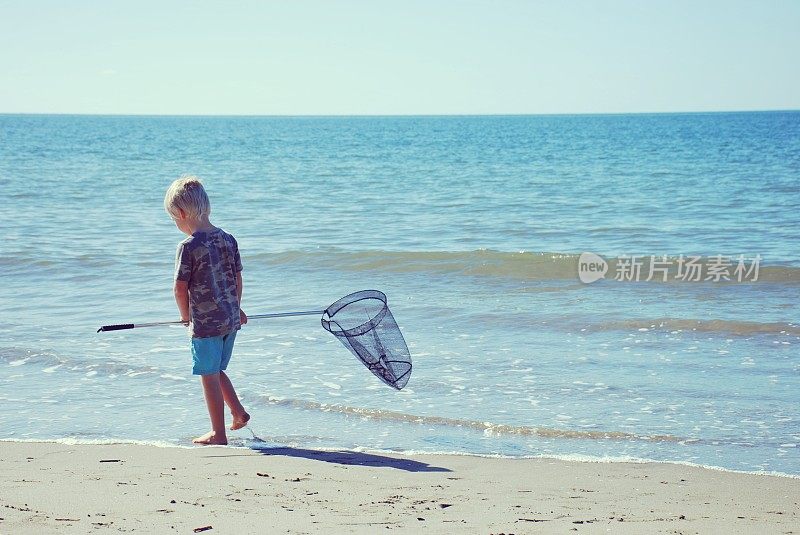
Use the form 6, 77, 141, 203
191, 330, 237, 376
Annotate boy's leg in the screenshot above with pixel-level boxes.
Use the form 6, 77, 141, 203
217, 332, 250, 430
219, 370, 250, 430
193, 372, 228, 445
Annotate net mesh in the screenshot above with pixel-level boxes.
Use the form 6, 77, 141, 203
321, 290, 412, 390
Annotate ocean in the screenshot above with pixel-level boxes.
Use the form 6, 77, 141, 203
1, 112, 798, 476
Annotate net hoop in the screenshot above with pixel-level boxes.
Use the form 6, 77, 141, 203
321, 289, 389, 337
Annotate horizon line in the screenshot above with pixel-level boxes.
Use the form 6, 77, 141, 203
1, 108, 798, 119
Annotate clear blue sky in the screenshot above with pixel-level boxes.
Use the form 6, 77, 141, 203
1, 0, 798, 115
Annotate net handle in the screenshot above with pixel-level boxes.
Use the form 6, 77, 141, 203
98, 309, 325, 332
248, 310, 325, 320
97, 289, 385, 333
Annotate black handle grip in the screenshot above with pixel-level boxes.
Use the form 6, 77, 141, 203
97, 323, 135, 333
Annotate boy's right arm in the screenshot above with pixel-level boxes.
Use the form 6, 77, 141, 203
236, 271, 247, 325
174, 280, 191, 324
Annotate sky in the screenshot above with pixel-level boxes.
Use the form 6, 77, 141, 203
0, 0, 798, 115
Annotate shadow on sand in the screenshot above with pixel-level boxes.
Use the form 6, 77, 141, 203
250, 444, 452, 473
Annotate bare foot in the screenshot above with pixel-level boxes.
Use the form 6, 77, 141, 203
230, 411, 250, 431
192, 431, 228, 445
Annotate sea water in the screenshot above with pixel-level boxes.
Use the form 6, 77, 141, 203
0, 112, 798, 475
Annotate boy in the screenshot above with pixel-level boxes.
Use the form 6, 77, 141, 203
164, 175, 250, 445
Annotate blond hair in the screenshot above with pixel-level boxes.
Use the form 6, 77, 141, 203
164, 175, 211, 220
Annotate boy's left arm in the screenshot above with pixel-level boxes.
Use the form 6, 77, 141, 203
174, 280, 191, 325
236, 271, 247, 325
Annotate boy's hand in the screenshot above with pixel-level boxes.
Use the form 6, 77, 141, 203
240, 309, 248, 325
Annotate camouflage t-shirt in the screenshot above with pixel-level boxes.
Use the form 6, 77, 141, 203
174, 228, 243, 338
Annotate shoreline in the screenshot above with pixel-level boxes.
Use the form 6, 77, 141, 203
1, 441, 797, 534
2, 437, 798, 480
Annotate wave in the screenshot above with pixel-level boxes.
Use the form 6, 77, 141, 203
0, 254, 155, 272
583, 318, 800, 336
256, 395, 689, 444
255, 249, 800, 283
0, 348, 166, 378
380, 448, 800, 479
0, 437, 192, 449
0, 348, 65, 368
3, 247, 797, 283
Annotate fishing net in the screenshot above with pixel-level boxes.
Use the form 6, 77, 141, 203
321, 290, 412, 390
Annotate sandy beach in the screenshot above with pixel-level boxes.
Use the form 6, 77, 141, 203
0, 441, 797, 534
